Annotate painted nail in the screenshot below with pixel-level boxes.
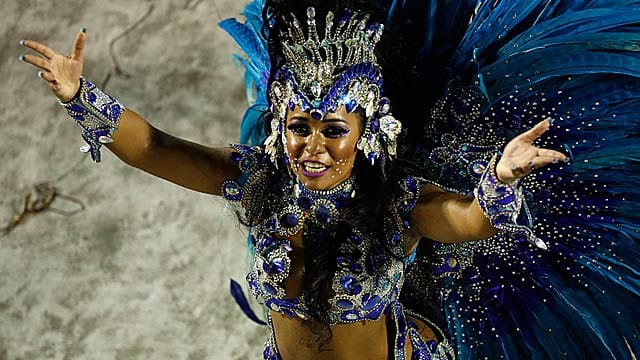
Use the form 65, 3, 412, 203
19, 39, 26, 46
18, 54, 25, 62
80, 27, 87, 33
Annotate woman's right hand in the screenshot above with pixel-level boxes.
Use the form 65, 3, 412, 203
19, 29, 86, 103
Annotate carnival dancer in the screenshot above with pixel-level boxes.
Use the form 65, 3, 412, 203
19, 0, 640, 358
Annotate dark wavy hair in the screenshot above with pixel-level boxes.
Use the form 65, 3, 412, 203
250, 0, 426, 351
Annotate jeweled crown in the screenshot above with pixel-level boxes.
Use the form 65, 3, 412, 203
280, 7, 384, 100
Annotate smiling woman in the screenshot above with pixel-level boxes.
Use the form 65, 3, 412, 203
16, 0, 640, 358
285, 106, 361, 190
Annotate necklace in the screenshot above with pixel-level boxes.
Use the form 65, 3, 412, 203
271, 176, 357, 238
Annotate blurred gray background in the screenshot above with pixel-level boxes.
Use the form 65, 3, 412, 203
1, 0, 268, 359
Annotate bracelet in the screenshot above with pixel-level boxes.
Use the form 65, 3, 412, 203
59, 77, 125, 162
474, 155, 548, 250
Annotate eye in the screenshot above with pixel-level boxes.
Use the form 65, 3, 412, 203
287, 123, 311, 136
322, 125, 350, 138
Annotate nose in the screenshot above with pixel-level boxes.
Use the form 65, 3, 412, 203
304, 131, 325, 155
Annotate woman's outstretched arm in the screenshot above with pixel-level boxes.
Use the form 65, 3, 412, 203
409, 119, 568, 244
20, 30, 241, 195
107, 110, 240, 195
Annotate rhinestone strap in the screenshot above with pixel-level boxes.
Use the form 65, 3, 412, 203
59, 77, 125, 162
475, 155, 548, 250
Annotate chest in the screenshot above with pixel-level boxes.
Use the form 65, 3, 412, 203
247, 224, 406, 324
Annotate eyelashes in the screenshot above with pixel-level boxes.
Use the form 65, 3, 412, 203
286, 123, 351, 138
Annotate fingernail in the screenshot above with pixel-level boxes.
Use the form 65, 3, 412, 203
528, 161, 535, 169
546, 118, 554, 126
80, 27, 87, 33
553, 158, 559, 164
18, 54, 25, 62
19, 39, 25, 46
37, 71, 43, 78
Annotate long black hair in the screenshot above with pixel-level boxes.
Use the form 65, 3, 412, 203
251, 0, 427, 350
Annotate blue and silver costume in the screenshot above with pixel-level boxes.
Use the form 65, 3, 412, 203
219, 0, 640, 359
222, 144, 455, 359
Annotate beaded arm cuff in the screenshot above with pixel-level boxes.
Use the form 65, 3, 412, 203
474, 155, 548, 250
59, 77, 125, 163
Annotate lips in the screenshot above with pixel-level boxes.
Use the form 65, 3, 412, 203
300, 161, 330, 178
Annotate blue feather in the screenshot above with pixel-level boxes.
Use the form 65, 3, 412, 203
230, 279, 267, 326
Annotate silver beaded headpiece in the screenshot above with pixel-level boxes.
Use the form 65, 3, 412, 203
266, 7, 402, 166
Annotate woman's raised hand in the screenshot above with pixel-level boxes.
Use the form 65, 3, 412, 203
496, 118, 568, 183
19, 29, 86, 103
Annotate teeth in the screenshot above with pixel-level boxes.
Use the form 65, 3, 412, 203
303, 162, 328, 173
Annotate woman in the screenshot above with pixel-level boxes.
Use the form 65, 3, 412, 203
19, 0, 640, 359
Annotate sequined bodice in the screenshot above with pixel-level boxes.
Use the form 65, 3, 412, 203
222, 144, 424, 324
247, 226, 406, 323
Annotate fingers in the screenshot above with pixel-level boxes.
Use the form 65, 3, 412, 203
509, 154, 567, 177
517, 118, 552, 144
70, 29, 86, 61
38, 70, 56, 82
20, 53, 51, 71
537, 148, 569, 162
20, 39, 56, 59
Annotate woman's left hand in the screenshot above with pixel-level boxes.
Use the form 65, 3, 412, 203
496, 118, 568, 183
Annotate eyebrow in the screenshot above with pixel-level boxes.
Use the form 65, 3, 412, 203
289, 115, 349, 125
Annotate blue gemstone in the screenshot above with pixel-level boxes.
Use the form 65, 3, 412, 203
368, 152, 377, 165
345, 99, 358, 113
348, 233, 362, 244
288, 101, 295, 110
230, 151, 242, 162
350, 263, 363, 274
111, 106, 121, 118
315, 205, 331, 223
336, 299, 354, 309
263, 282, 277, 295
281, 213, 299, 228
298, 196, 312, 210
404, 177, 418, 192
311, 109, 323, 120
340, 275, 362, 295
370, 118, 380, 132
340, 310, 360, 322
391, 233, 401, 245
363, 295, 381, 310
427, 340, 437, 352
88, 92, 97, 103
260, 236, 274, 249
366, 306, 384, 320
70, 104, 85, 113
497, 194, 516, 205
265, 258, 285, 274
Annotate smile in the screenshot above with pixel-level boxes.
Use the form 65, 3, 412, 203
301, 161, 330, 177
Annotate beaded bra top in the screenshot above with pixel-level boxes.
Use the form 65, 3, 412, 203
222, 144, 424, 324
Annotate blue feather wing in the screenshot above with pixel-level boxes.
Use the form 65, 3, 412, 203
218, 0, 270, 146
399, 0, 640, 358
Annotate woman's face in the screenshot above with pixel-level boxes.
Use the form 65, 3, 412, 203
285, 106, 362, 190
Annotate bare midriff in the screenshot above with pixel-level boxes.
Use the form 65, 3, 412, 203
271, 311, 391, 360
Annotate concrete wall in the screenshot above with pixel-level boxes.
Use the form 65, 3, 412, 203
2, 1, 267, 359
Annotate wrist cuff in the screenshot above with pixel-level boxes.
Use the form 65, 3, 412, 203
59, 77, 125, 162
